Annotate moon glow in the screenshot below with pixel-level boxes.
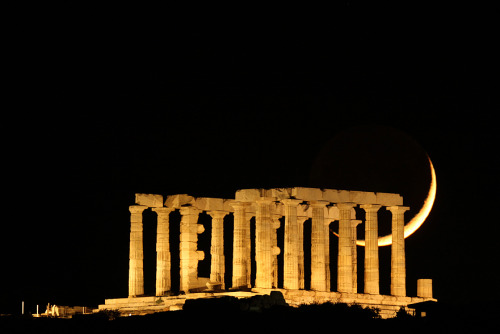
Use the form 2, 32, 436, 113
356, 155, 437, 247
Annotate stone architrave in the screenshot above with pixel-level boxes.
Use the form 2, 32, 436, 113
152, 207, 174, 296
387, 205, 410, 297
337, 202, 357, 293
255, 197, 275, 289
351, 220, 362, 293
360, 204, 382, 295
310, 201, 329, 291
128, 205, 148, 297
282, 199, 303, 290
179, 206, 204, 293
230, 202, 251, 289
208, 211, 228, 288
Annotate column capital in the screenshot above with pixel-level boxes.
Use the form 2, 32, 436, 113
352, 219, 362, 227
360, 204, 382, 212
256, 196, 276, 204
179, 206, 201, 216
129, 205, 148, 214
309, 200, 329, 207
208, 210, 228, 220
386, 205, 410, 214
151, 207, 174, 216
230, 201, 252, 210
336, 202, 357, 210
281, 198, 303, 206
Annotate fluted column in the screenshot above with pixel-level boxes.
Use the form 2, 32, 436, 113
230, 202, 251, 289
179, 206, 204, 293
152, 207, 174, 296
310, 201, 329, 291
387, 205, 410, 297
128, 205, 148, 297
297, 216, 307, 290
282, 199, 302, 290
255, 197, 275, 288
360, 204, 382, 295
337, 202, 356, 293
208, 211, 228, 289
351, 219, 361, 293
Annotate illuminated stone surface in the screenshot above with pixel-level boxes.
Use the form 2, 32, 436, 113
106, 187, 435, 318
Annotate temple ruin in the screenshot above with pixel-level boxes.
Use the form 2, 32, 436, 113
99, 187, 436, 318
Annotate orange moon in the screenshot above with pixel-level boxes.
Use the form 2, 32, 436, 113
356, 155, 437, 247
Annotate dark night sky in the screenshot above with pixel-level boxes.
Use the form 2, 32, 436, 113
3, 5, 499, 315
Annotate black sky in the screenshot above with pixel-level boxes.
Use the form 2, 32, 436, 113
3, 6, 499, 315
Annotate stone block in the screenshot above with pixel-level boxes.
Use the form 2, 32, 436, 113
194, 197, 224, 211
270, 188, 293, 200
321, 189, 351, 203
135, 193, 164, 207
165, 194, 195, 208
375, 192, 403, 206
291, 187, 323, 201
349, 191, 377, 204
235, 189, 262, 202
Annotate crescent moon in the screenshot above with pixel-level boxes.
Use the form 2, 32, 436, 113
355, 155, 437, 247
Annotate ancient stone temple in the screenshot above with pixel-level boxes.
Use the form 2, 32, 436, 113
99, 187, 436, 318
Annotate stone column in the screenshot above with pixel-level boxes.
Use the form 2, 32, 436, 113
271, 214, 281, 288
208, 211, 228, 289
152, 207, 174, 296
337, 202, 356, 293
360, 204, 382, 295
417, 279, 433, 298
310, 201, 329, 291
351, 219, 361, 293
282, 199, 303, 290
297, 216, 307, 290
387, 205, 410, 297
231, 202, 251, 289
128, 205, 148, 297
255, 197, 275, 289
179, 206, 204, 293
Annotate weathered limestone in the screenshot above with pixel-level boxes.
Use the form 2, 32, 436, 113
310, 201, 329, 291
361, 204, 382, 295
255, 197, 275, 289
135, 193, 164, 208
152, 207, 174, 296
282, 199, 303, 290
110, 187, 436, 318
208, 211, 227, 289
231, 202, 252, 289
417, 279, 433, 298
179, 206, 204, 293
129, 205, 148, 297
351, 219, 361, 293
387, 205, 410, 297
337, 202, 357, 293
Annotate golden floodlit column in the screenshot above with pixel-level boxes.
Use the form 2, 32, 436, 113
282, 199, 303, 290
310, 201, 329, 291
152, 207, 174, 296
179, 206, 204, 293
387, 205, 410, 297
208, 211, 227, 289
255, 197, 275, 289
128, 205, 148, 297
337, 202, 356, 293
271, 214, 281, 288
297, 216, 307, 290
360, 204, 382, 295
231, 202, 251, 289
351, 219, 361, 293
